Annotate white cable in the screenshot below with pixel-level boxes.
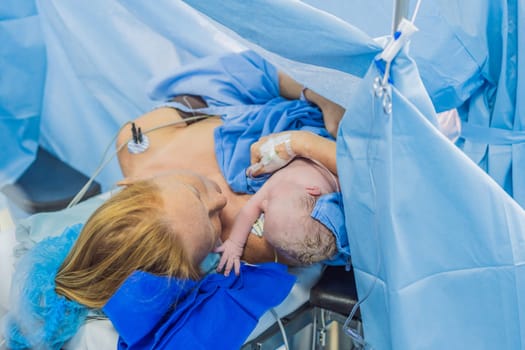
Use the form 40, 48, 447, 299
67, 114, 211, 208
410, 0, 423, 24
182, 95, 197, 116
270, 308, 289, 350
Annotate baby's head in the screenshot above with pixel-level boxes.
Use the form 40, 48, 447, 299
263, 190, 337, 266
261, 158, 339, 266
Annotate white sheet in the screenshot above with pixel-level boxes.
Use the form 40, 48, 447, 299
0, 225, 16, 319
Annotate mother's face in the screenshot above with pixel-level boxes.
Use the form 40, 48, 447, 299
153, 170, 228, 264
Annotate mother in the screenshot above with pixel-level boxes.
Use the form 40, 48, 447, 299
115, 50, 342, 265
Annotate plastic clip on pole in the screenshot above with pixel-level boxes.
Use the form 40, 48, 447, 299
377, 18, 418, 64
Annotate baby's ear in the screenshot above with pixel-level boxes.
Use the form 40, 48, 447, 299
305, 185, 322, 196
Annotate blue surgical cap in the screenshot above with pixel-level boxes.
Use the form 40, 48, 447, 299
311, 192, 351, 266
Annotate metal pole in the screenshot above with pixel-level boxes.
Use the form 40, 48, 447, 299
392, 0, 410, 33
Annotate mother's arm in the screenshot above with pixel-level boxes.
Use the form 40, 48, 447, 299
278, 72, 345, 138
249, 130, 336, 177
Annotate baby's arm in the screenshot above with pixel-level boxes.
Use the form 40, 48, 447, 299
215, 190, 266, 276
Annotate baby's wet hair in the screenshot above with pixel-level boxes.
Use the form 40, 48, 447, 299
266, 192, 337, 266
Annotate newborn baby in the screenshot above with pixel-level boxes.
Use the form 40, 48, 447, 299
215, 158, 339, 276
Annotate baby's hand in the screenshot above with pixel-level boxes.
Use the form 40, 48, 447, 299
214, 239, 245, 276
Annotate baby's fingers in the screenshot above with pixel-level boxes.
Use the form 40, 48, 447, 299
216, 254, 228, 273
224, 258, 235, 277
234, 259, 241, 276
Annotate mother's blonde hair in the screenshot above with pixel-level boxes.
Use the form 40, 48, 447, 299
55, 180, 201, 309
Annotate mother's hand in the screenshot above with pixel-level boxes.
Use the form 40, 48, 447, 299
247, 132, 297, 177
248, 130, 338, 177
301, 87, 345, 138
319, 99, 345, 138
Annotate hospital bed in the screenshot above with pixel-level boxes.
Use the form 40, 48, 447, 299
0, 148, 361, 349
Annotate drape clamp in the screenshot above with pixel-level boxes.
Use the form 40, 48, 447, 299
373, 76, 392, 115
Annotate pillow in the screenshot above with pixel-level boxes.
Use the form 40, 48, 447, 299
13, 193, 108, 259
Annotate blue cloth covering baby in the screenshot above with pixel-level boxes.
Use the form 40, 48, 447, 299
149, 50, 350, 265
